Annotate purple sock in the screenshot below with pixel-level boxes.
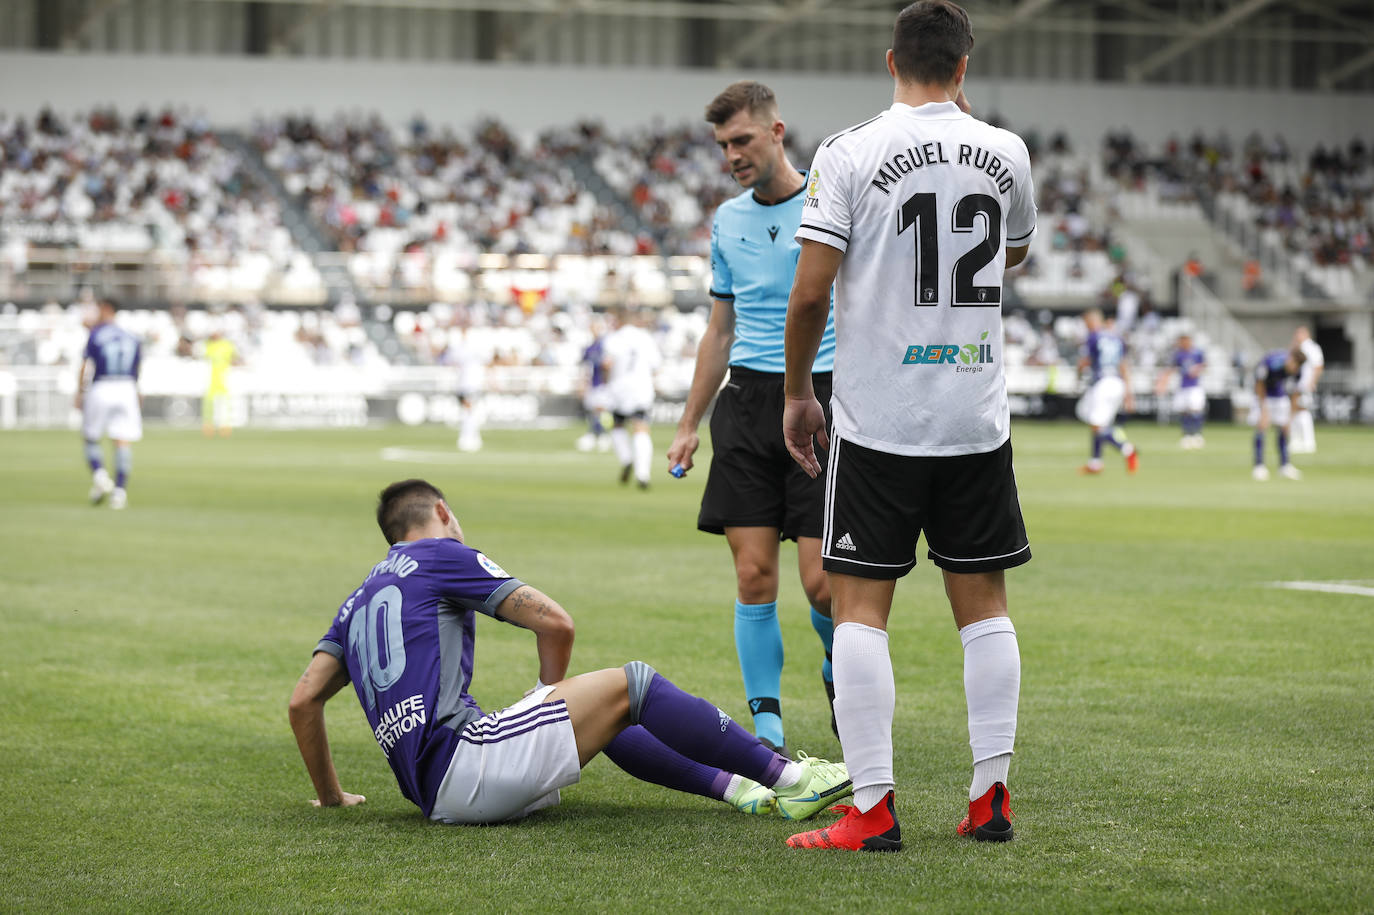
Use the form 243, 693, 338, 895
637, 673, 787, 787
1254, 431, 1265, 465
604, 726, 732, 800
1278, 430, 1289, 465
1092, 432, 1104, 460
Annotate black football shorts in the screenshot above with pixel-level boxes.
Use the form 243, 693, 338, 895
698, 367, 832, 542
822, 434, 1030, 579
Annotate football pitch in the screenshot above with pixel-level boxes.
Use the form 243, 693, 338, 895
2, 421, 1371, 913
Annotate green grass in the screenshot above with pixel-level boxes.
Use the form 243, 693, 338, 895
2, 421, 1372, 913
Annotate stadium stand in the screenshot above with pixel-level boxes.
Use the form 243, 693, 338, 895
2, 101, 1370, 428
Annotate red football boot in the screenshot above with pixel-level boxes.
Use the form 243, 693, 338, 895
786, 791, 902, 852
957, 782, 1014, 842
1125, 448, 1140, 474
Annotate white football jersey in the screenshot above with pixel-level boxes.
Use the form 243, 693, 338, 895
603, 323, 661, 412
1298, 337, 1324, 391
797, 100, 1036, 456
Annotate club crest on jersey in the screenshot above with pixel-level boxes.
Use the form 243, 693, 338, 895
902, 331, 995, 373
475, 552, 510, 578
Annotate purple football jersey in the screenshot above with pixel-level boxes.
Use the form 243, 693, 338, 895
1255, 349, 1296, 399
1173, 347, 1205, 389
84, 323, 142, 381
1084, 330, 1126, 383
315, 537, 524, 816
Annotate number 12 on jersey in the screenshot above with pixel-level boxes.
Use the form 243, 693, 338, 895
897, 192, 1003, 308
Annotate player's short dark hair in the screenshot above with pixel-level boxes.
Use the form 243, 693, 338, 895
704, 81, 778, 126
377, 479, 446, 545
892, 0, 974, 87
101, 296, 121, 312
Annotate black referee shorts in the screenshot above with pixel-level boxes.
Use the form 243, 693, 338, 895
698, 367, 832, 542
822, 434, 1031, 579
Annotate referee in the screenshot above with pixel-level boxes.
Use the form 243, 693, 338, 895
666, 81, 838, 754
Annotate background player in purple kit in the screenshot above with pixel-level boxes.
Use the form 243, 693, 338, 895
1155, 331, 1208, 449
288, 479, 852, 825
575, 316, 612, 453
1075, 309, 1138, 475
1249, 348, 1305, 482
75, 296, 142, 510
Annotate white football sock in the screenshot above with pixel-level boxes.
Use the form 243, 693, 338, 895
772, 761, 803, 791
632, 429, 653, 483
460, 404, 481, 442
833, 621, 894, 813
611, 427, 632, 467
971, 753, 1011, 801
1292, 409, 1315, 451
960, 616, 1019, 800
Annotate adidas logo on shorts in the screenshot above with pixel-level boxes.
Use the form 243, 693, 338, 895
835, 533, 857, 552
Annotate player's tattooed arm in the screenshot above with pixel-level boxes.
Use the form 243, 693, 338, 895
496, 585, 575, 686
288, 651, 366, 809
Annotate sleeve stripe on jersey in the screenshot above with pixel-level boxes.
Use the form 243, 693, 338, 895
822, 114, 884, 148
799, 223, 849, 243
709, 289, 735, 301
1007, 226, 1036, 244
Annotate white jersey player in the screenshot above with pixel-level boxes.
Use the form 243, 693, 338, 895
782, 0, 1034, 852
450, 326, 486, 453
601, 308, 662, 488
1290, 326, 1323, 454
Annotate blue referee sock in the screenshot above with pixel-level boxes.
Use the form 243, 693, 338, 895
734, 600, 784, 748
810, 606, 834, 683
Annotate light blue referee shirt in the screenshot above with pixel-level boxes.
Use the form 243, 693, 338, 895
709, 177, 836, 373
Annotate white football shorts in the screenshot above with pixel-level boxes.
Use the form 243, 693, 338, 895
1248, 395, 1292, 428
1075, 376, 1125, 428
83, 379, 143, 442
583, 384, 613, 414
610, 386, 654, 419
1172, 386, 1206, 416
430, 685, 580, 825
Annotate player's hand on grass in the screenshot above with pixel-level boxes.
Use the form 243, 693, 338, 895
312, 792, 366, 808
666, 428, 699, 475
782, 395, 828, 479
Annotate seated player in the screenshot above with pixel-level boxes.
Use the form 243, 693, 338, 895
1249, 348, 1305, 482
1155, 331, 1207, 449
1075, 310, 1138, 475
288, 479, 852, 825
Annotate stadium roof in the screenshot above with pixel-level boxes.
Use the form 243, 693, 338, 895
25, 0, 1374, 90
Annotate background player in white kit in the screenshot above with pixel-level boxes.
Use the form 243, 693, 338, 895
1289, 325, 1323, 454
450, 324, 486, 453
76, 296, 142, 510
781, 0, 1035, 851
602, 307, 662, 488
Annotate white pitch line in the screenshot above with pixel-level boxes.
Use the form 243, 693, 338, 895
379, 447, 591, 465
1268, 581, 1374, 598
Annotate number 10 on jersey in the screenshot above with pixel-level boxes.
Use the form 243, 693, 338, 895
897, 192, 1003, 308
